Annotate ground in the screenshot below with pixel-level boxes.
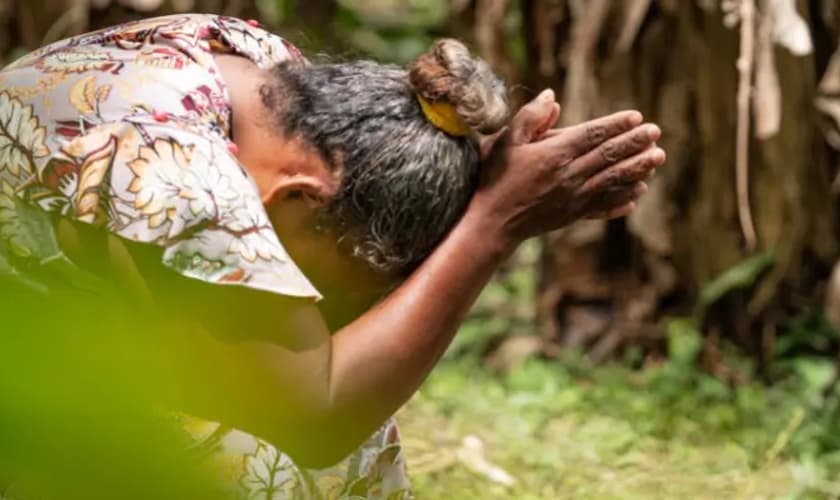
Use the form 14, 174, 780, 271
399, 353, 840, 499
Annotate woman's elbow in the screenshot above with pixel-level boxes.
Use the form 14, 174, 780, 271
264, 410, 367, 469
277, 426, 361, 469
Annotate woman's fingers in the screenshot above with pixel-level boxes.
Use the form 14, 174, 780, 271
587, 201, 637, 220
584, 182, 648, 220
479, 129, 507, 159
567, 124, 661, 178
508, 89, 560, 146
540, 110, 644, 159
577, 146, 664, 219
580, 146, 666, 194
481, 88, 560, 159
538, 103, 561, 140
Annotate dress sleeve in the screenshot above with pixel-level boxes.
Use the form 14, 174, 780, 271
71, 121, 322, 300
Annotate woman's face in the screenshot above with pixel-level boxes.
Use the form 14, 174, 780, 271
267, 187, 401, 331
243, 129, 400, 329
266, 152, 400, 330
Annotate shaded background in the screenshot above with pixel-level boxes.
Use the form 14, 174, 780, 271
4, 0, 840, 498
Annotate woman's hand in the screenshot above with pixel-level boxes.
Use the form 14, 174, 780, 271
473, 89, 665, 249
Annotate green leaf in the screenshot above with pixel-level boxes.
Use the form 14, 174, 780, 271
698, 251, 775, 310
665, 317, 702, 364
0, 246, 48, 294
0, 192, 104, 293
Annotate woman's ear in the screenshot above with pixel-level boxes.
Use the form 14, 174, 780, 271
262, 175, 332, 207
284, 188, 327, 207
263, 175, 334, 239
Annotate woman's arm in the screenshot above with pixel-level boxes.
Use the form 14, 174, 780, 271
324, 92, 663, 462
98, 92, 664, 467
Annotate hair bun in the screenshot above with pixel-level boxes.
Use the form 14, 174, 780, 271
409, 39, 509, 135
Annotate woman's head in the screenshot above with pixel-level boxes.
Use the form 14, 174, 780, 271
260, 39, 509, 281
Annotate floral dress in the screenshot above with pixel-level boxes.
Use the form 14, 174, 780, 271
0, 14, 411, 500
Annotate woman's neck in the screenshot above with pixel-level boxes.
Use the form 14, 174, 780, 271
213, 54, 285, 197
214, 54, 266, 143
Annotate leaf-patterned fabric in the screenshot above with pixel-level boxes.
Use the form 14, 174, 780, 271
0, 14, 411, 499
0, 14, 320, 299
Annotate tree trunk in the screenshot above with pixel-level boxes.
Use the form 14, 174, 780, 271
506, 0, 838, 366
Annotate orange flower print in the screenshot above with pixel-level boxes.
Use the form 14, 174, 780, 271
68, 75, 112, 116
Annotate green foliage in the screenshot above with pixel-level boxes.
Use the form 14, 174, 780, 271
325, 0, 525, 68
256, 0, 289, 26
697, 250, 776, 312
333, 0, 449, 63
445, 240, 540, 359
776, 309, 837, 357
401, 351, 840, 499
665, 317, 703, 365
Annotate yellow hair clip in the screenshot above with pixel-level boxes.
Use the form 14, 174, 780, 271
417, 96, 471, 137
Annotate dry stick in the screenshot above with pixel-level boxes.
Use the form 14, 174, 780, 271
475, 0, 515, 84
616, 0, 653, 53
562, 0, 611, 125
753, 0, 781, 139
40, 0, 88, 46
546, 0, 611, 357
736, 0, 758, 251
534, 0, 562, 78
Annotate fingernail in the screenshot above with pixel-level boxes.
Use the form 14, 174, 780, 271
538, 89, 555, 102
651, 147, 666, 162
637, 182, 649, 195
647, 124, 661, 140
628, 111, 643, 126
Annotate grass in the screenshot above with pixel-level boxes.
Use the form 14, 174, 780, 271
395, 244, 840, 499
398, 353, 840, 499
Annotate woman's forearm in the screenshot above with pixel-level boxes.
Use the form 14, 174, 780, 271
325, 203, 512, 446
313, 108, 663, 462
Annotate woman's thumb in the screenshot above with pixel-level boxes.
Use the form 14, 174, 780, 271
508, 89, 560, 146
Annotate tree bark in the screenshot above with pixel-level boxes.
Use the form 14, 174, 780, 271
510, 0, 838, 364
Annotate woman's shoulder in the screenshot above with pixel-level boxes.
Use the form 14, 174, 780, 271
77, 13, 306, 69
3, 13, 305, 74
208, 15, 307, 68
0, 117, 321, 301
0, 16, 317, 301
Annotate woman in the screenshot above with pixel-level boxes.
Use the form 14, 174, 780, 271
0, 13, 664, 499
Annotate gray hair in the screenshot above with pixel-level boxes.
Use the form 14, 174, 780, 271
261, 39, 509, 275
